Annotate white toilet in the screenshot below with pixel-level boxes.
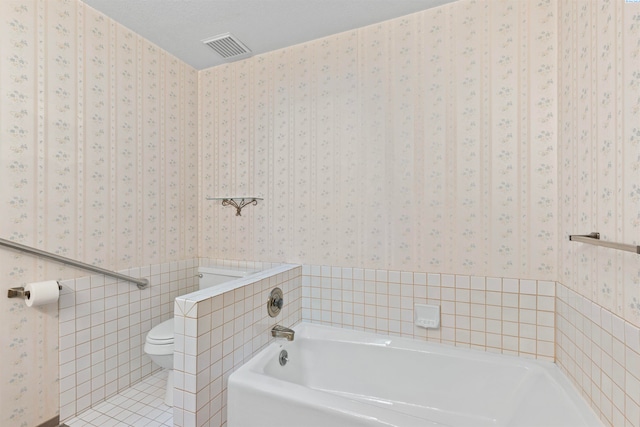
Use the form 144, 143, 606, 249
144, 318, 175, 405
144, 267, 251, 406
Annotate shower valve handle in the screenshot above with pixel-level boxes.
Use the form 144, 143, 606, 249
273, 296, 283, 309
267, 287, 284, 317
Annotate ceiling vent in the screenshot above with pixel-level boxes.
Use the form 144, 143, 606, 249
202, 33, 252, 61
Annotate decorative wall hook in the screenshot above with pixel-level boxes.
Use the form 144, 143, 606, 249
206, 197, 263, 216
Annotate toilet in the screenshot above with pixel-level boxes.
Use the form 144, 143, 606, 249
144, 266, 251, 406
144, 318, 175, 405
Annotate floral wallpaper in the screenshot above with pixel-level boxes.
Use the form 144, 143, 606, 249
199, 0, 559, 282
0, 0, 198, 426
558, 0, 640, 327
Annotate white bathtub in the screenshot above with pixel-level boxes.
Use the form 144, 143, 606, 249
228, 323, 601, 427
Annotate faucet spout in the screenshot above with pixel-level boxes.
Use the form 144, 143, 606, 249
271, 325, 295, 341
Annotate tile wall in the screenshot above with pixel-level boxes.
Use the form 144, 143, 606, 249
58, 259, 198, 422
302, 265, 555, 360
172, 264, 302, 427
556, 283, 640, 427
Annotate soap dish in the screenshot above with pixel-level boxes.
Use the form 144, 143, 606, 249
414, 303, 440, 329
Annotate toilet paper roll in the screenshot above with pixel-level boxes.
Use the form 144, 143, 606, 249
24, 280, 60, 307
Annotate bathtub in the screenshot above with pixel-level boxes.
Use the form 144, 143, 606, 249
228, 323, 601, 427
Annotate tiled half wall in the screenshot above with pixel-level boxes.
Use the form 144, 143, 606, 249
556, 283, 640, 427
58, 259, 199, 422
66, 262, 633, 427
58, 257, 269, 422
172, 264, 302, 427
302, 265, 556, 360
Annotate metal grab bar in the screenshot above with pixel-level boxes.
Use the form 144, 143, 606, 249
0, 237, 148, 289
568, 232, 640, 255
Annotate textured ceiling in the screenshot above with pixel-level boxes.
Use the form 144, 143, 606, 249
81, 0, 456, 70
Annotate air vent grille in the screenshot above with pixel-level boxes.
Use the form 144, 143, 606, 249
202, 33, 251, 59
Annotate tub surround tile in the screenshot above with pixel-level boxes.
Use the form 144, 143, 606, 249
173, 265, 302, 427
302, 265, 555, 360
556, 283, 640, 427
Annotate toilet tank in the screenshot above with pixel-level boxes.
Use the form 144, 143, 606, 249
197, 267, 250, 289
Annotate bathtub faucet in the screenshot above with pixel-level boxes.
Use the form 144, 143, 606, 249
271, 325, 295, 341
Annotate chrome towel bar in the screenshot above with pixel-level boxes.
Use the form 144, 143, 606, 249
0, 238, 148, 289
568, 232, 640, 255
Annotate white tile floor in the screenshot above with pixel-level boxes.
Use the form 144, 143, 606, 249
64, 370, 173, 427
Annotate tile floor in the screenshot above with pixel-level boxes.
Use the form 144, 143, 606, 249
64, 371, 172, 427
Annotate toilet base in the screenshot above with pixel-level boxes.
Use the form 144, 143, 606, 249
165, 370, 173, 406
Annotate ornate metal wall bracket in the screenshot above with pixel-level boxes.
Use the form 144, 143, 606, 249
206, 197, 263, 216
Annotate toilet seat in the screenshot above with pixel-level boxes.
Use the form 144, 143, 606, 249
145, 318, 175, 354
147, 318, 174, 341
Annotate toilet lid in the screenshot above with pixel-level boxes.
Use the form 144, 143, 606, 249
146, 318, 174, 344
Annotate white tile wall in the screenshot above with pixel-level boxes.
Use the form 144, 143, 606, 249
302, 265, 556, 360
58, 259, 199, 422
66, 259, 640, 427
173, 264, 302, 427
556, 283, 640, 427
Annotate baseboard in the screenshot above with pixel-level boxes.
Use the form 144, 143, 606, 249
36, 416, 60, 427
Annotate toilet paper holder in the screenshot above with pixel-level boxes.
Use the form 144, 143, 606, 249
7, 283, 61, 299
